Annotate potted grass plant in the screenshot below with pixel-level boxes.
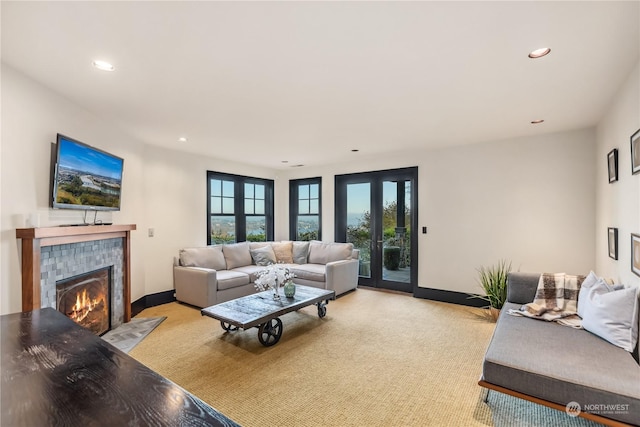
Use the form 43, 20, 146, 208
474, 259, 512, 321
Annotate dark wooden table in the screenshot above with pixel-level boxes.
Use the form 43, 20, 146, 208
1, 308, 240, 427
201, 284, 335, 346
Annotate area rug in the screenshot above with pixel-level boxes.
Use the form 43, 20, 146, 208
102, 316, 166, 353
129, 290, 602, 427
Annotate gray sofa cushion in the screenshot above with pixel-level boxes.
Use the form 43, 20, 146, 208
290, 264, 326, 282
222, 242, 252, 269
308, 241, 354, 264
179, 246, 226, 270
482, 302, 640, 425
293, 241, 310, 264
216, 270, 251, 291
250, 245, 276, 266
232, 265, 266, 283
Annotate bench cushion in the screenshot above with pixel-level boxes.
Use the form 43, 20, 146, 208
482, 302, 640, 425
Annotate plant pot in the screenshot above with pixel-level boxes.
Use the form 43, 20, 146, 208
359, 261, 371, 277
489, 306, 501, 321
383, 246, 400, 270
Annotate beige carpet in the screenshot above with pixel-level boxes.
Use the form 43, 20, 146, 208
130, 288, 599, 427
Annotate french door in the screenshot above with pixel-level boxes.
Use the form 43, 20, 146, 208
335, 167, 417, 293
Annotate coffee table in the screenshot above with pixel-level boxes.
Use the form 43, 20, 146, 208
201, 284, 335, 346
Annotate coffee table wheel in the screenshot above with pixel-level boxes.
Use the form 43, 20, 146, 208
220, 321, 238, 332
258, 318, 283, 346
317, 303, 327, 318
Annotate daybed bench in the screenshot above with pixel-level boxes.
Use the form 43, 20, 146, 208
479, 272, 640, 426
173, 240, 359, 308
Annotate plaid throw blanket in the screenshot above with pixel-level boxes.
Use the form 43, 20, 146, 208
508, 273, 585, 328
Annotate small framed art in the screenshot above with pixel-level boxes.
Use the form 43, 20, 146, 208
632, 234, 640, 277
608, 228, 618, 260
607, 149, 618, 183
632, 128, 640, 175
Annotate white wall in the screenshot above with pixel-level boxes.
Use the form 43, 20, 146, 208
278, 128, 597, 295
595, 61, 640, 286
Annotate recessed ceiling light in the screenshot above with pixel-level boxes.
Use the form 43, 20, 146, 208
528, 48, 551, 59
531, 119, 545, 124
178, 137, 188, 142
92, 60, 115, 71
281, 160, 289, 163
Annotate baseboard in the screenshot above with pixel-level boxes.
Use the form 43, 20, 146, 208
131, 290, 176, 317
413, 286, 487, 308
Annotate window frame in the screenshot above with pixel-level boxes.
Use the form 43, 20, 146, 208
207, 171, 274, 244
289, 177, 322, 241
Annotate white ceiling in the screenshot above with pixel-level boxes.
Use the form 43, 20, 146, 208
2, 1, 639, 169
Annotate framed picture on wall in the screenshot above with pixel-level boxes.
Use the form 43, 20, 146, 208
632, 234, 640, 277
607, 149, 618, 183
608, 228, 618, 260
632, 128, 640, 175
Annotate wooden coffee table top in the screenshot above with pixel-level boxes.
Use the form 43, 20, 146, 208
201, 284, 335, 330
1, 308, 239, 427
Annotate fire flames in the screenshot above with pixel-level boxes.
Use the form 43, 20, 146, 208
68, 289, 103, 323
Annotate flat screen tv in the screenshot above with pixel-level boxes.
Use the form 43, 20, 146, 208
52, 134, 124, 211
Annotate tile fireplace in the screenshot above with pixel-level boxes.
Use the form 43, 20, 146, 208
16, 224, 136, 328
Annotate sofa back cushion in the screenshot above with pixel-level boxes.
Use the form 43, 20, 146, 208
222, 242, 252, 269
179, 246, 226, 270
308, 241, 354, 264
272, 241, 294, 263
293, 241, 310, 264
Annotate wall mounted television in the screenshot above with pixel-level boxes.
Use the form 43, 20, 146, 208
52, 134, 124, 211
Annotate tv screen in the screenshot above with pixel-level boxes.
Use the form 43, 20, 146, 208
52, 134, 124, 211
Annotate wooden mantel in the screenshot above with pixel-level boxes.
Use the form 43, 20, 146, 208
16, 224, 136, 321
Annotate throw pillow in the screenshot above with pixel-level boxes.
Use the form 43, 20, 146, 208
222, 242, 252, 270
292, 241, 310, 264
272, 241, 294, 264
581, 285, 639, 352
179, 246, 226, 270
577, 271, 601, 318
250, 245, 277, 266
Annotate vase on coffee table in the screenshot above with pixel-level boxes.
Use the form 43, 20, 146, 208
284, 281, 296, 298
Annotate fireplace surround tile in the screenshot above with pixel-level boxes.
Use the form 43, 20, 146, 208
40, 238, 125, 329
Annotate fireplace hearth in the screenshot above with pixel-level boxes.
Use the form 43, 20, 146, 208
56, 267, 112, 335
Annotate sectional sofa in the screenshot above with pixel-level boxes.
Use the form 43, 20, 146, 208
173, 241, 359, 308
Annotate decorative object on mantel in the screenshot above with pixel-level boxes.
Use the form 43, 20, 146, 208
607, 148, 618, 183
631, 128, 640, 175
470, 259, 512, 321
254, 264, 296, 300
608, 227, 618, 260
632, 233, 640, 278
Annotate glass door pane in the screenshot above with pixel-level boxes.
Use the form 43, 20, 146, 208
345, 183, 372, 279
381, 180, 411, 284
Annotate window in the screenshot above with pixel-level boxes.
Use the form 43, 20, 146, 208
289, 178, 321, 241
208, 172, 273, 244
